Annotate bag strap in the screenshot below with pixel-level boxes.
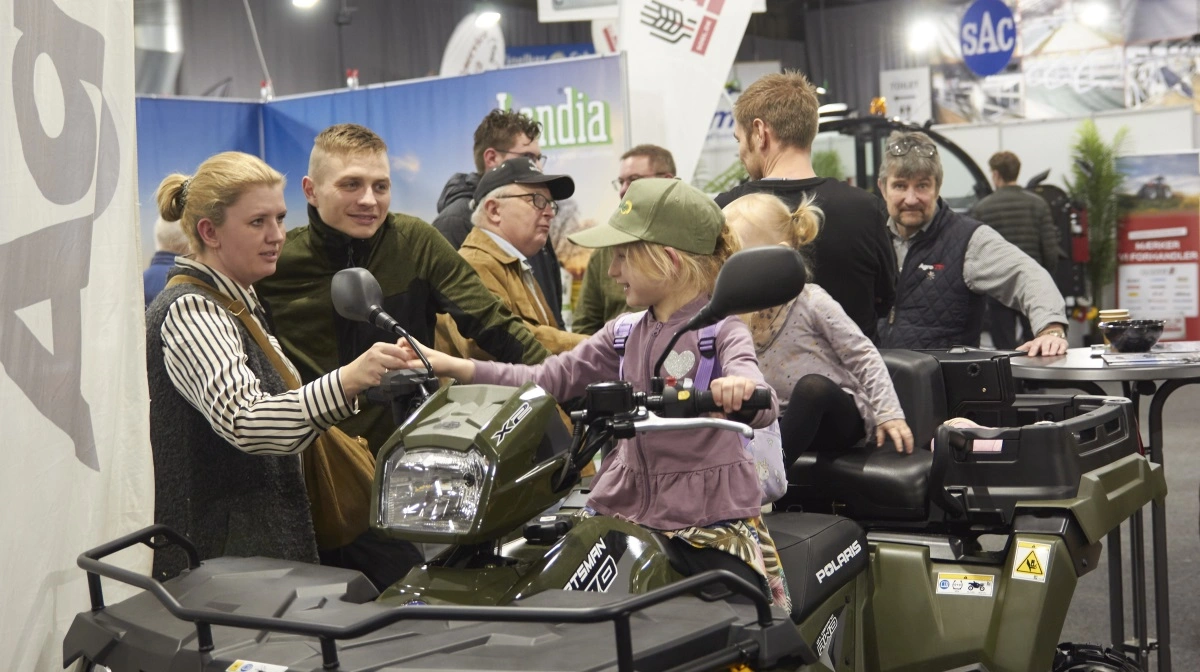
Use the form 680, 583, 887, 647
612, 310, 647, 380
166, 274, 301, 390
692, 320, 723, 390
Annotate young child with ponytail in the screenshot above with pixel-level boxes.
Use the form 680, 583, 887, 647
722, 193, 914, 464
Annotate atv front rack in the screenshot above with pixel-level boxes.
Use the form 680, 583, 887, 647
80, 525, 782, 672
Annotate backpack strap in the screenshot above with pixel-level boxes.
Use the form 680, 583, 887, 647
692, 318, 725, 390
612, 310, 647, 380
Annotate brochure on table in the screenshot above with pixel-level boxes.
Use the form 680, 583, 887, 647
1100, 341, 1200, 366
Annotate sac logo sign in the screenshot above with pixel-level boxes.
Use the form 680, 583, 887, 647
960, 0, 1016, 77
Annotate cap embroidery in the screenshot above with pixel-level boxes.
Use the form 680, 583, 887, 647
619, 200, 633, 215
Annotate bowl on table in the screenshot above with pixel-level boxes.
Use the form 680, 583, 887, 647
1098, 320, 1165, 353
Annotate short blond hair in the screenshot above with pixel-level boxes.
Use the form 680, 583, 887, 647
155, 152, 284, 253
618, 226, 740, 297
733, 71, 820, 150
153, 216, 191, 255
309, 123, 388, 181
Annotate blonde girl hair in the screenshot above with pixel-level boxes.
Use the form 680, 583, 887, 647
722, 192, 822, 252
618, 225, 742, 297
156, 151, 285, 253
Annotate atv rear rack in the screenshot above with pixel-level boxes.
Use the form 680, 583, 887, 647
80, 524, 780, 672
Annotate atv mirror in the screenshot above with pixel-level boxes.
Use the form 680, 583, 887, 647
332, 267, 384, 323
682, 246, 807, 332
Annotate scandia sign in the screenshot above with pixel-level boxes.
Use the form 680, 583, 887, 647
960, 0, 1017, 77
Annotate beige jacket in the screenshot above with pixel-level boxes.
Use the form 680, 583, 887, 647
437, 227, 586, 359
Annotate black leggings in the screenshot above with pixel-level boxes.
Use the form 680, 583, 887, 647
779, 374, 866, 466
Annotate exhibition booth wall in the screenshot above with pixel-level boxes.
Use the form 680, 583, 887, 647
136, 55, 628, 278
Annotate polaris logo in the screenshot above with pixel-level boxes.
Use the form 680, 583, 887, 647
816, 540, 862, 584
815, 613, 838, 658
491, 402, 532, 444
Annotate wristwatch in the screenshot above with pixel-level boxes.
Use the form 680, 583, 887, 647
1039, 328, 1067, 339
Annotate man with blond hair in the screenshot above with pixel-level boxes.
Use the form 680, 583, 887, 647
716, 71, 895, 342
143, 215, 191, 307
572, 143, 676, 334
437, 158, 586, 357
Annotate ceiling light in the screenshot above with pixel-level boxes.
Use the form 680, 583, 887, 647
475, 11, 501, 29
292, 0, 319, 7
908, 20, 936, 52
1078, 3, 1108, 28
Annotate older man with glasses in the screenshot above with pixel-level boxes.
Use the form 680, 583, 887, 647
436, 158, 587, 358
433, 109, 565, 328
876, 131, 1068, 356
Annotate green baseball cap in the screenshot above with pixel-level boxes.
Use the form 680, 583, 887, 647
567, 178, 723, 255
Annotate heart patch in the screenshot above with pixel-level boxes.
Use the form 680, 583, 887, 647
663, 350, 697, 379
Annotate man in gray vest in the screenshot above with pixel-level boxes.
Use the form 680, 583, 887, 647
875, 131, 1068, 357
969, 151, 1062, 349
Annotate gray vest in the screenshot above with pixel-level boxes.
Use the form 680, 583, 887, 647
146, 267, 317, 580
879, 205, 983, 349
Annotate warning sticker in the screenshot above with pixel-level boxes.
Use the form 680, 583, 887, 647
935, 572, 995, 597
226, 661, 288, 672
1011, 540, 1052, 583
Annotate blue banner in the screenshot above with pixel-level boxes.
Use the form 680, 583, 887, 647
505, 43, 595, 66
135, 97, 261, 263
263, 55, 626, 275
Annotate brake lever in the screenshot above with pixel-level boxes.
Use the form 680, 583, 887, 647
631, 411, 754, 439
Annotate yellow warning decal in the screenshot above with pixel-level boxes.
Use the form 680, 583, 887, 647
1011, 540, 1052, 583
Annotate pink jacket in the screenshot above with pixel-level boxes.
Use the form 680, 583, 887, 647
473, 295, 778, 530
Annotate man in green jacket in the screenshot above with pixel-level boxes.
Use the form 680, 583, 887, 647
260, 123, 550, 450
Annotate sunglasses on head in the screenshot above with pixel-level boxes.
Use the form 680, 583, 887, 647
887, 140, 937, 158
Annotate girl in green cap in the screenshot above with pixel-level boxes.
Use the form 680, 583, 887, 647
397, 178, 790, 611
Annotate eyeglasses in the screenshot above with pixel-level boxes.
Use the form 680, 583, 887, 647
886, 140, 938, 158
495, 192, 559, 215
499, 149, 548, 166
611, 173, 672, 191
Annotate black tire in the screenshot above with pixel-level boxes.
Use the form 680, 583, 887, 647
1052, 642, 1141, 671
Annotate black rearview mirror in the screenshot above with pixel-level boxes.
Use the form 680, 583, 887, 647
332, 267, 384, 322
683, 247, 807, 331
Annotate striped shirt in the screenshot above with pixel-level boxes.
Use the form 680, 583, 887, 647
887, 206, 1066, 334
160, 258, 355, 455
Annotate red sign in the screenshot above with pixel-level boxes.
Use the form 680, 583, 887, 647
1116, 211, 1200, 341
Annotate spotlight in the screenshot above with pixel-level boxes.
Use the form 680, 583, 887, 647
1078, 2, 1108, 28
908, 20, 936, 52
292, 0, 319, 8
475, 11, 501, 29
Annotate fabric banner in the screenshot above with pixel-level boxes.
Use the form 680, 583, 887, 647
618, 0, 753, 183
0, 0, 152, 669
262, 55, 627, 279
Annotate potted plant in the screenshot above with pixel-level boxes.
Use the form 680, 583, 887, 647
813, 149, 845, 181
1065, 119, 1128, 339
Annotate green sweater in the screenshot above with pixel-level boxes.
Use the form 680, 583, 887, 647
571, 247, 632, 335
258, 206, 550, 450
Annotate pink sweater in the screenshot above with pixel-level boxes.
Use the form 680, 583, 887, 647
473, 295, 778, 530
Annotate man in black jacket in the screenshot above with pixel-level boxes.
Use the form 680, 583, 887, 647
969, 151, 1062, 348
433, 109, 565, 327
715, 71, 895, 342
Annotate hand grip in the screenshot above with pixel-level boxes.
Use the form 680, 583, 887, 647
694, 387, 772, 414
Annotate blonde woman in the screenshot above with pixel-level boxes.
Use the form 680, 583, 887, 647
723, 193, 914, 465
145, 152, 408, 581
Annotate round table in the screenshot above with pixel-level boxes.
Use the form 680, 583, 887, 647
1010, 347, 1200, 672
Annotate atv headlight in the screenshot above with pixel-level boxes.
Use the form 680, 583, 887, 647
379, 449, 487, 534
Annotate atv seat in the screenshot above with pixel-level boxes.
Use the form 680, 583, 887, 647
781, 350, 945, 521
765, 512, 868, 622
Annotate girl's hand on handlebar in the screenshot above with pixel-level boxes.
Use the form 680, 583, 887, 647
396, 336, 475, 383
708, 376, 758, 414
340, 340, 409, 398
876, 418, 915, 454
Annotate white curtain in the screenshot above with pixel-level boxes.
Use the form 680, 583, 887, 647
0, 0, 152, 669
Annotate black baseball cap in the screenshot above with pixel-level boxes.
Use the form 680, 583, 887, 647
472, 157, 575, 207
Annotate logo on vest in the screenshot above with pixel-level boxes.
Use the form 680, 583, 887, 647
917, 262, 945, 280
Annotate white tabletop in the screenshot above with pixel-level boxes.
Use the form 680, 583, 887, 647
1010, 347, 1200, 382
